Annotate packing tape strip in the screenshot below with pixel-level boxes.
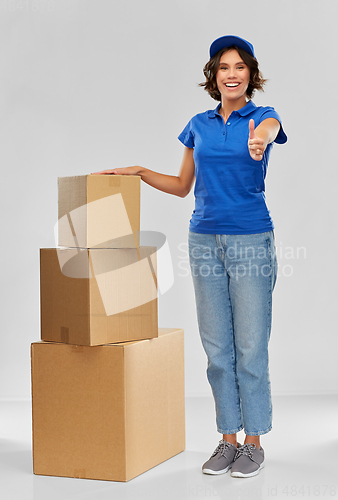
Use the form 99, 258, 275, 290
71, 345, 84, 353
108, 176, 121, 187
73, 469, 86, 478
60, 326, 69, 343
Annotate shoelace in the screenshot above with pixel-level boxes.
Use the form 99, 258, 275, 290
211, 439, 233, 458
235, 443, 258, 462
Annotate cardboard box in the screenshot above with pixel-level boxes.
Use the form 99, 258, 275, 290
40, 246, 158, 345
58, 175, 140, 248
31, 328, 185, 482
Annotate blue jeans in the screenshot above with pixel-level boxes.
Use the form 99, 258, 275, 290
188, 230, 278, 436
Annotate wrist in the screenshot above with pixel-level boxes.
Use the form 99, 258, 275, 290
256, 130, 272, 148
137, 166, 147, 177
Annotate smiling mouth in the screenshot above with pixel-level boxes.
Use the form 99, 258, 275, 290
225, 83, 240, 88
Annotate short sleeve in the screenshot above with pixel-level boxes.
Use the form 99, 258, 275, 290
259, 107, 287, 144
178, 119, 195, 148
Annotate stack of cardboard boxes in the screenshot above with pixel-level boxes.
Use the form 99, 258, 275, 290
31, 175, 185, 482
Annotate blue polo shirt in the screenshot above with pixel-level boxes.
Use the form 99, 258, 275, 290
178, 100, 287, 235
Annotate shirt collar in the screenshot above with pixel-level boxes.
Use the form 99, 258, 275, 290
207, 100, 256, 118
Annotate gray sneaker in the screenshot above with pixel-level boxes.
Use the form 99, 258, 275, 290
230, 443, 265, 478
202, 440, 241, 475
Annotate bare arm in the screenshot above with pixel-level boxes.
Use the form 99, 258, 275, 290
92, 146, 195, 198
248, 118, 281, 161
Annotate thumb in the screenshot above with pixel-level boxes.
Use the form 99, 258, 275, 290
249, 119, 255, 140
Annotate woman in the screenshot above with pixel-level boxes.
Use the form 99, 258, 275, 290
94, 35, 287, 478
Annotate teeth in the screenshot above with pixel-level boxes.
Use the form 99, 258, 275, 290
226, 83, 239, 87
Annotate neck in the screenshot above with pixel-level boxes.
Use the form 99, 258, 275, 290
219, 97, 248, 121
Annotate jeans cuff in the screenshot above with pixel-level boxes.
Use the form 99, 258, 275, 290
217, 425, 244, 435
244, 425, 272, 436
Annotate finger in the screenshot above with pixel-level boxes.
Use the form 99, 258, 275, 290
111, 168, 131, 175
253, 151, 263, 160
249, 146, 263, 158
248, 138, 264, 146
249, 143, 264, 153
249, 119, 255, 140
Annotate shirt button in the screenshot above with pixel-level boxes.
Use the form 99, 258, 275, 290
227, 122, 231, 126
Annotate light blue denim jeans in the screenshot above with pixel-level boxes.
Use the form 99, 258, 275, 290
188, 230, 278, 436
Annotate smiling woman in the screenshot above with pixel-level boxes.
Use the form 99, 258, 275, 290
176, 35, 287, 479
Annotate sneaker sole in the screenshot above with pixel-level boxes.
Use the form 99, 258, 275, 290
230, 460, 265, 478
202, 464, 232, 475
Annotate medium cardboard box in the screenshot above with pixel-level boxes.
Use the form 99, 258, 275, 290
40, 246, 158, 345
58, 175, 140, 248
31, 328, 185, 482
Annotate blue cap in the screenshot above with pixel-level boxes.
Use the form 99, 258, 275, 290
209, 35, 256, 59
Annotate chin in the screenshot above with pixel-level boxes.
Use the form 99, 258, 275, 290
225, 93, 245, 101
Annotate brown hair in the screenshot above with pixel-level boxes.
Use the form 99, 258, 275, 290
199, 46, 267, 101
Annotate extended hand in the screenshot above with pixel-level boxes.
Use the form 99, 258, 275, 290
248, 119, 265, 161
91, 166, 142, 175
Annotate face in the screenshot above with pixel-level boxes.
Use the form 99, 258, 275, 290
216, 49, 250, 103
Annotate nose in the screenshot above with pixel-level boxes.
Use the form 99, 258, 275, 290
228, 66, 237, 78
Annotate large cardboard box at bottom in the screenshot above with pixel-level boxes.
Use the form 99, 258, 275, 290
31, 328, 185, 482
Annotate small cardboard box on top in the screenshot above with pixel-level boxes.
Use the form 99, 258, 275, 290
40, 246, 158, 346
58, 174, 140, 249
31, 328, 185, 482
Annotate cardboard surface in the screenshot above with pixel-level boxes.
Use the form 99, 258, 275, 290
31, 328, 185, 482
58, 175, 140, 248
40, 247, 158, 345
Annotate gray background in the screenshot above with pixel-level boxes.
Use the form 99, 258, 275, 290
0, 0, 337, 399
